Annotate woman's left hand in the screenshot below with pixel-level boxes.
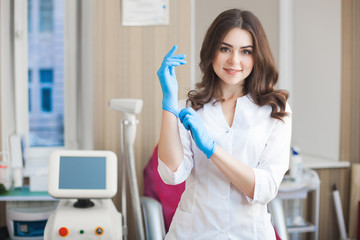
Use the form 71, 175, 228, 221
179, 107, 216, 159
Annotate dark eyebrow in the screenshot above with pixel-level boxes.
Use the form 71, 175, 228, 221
221, 42, 233, 48
240, 45, 253, 49
221, 42, 253, 49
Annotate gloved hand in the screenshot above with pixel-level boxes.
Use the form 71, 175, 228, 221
157, 45, 187, 117
179, 107, 216, 159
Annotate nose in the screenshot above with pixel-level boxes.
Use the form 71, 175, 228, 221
227, 52, 241, 66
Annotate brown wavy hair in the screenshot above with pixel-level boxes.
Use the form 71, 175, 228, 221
187, 9, 289, 120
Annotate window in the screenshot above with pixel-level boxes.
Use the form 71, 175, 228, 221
39, 69, 53, 83
41, 88, 52, 112
28, 69, 32, 82
39, 0, 53, 32
1, 0, 93, 177
28, 70, 32, 112
38, 69, 55, 114
29, 0, 64, 147
28, 0, 32, 32
28, 89, 32, 112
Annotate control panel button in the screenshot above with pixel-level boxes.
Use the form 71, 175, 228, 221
95, 226, 104, 236
58, 227, 69, 237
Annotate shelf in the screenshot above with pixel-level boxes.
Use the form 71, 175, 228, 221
278, 170, 320, 200
278, 168, 320, 240
287, 223, 316, 233
302, 155, 350, 169
0, 186, 55, 201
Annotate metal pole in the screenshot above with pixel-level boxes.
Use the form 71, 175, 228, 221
120, 121, 127, 240
125, 120, 145, 240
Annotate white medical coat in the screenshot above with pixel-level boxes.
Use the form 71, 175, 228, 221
158, 95, 292, 240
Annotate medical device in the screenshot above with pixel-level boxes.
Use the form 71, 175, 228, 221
110, 98, 145, 240
43, 150, 122, 239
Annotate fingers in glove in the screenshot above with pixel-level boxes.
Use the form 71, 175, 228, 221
165, 45, 178, 58
163, 55, 187, 67
179, 108, 198, 131
179, 107, 196, 121
180, 114, 193, 131
168, 54, 187, 60
163, 59, 187, 67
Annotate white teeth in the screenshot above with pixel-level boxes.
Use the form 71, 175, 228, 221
224, 68, 241, 73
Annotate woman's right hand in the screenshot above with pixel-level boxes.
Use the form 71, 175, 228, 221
179, 107, 216, 159
157, 45, 187, 117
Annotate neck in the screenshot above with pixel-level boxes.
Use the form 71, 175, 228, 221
219, 81, 243, 101
221, 87, 243, 101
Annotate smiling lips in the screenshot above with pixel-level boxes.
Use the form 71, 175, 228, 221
224, 67, 242, 75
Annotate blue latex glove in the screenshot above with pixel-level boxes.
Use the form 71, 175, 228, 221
157, 45, 187, 117
179, 107, 216, 159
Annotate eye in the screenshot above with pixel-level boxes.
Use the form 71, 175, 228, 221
242, 49, 252, 55
220, 47, 231, 53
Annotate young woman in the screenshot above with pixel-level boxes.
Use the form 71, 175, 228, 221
157, 8, 291, 239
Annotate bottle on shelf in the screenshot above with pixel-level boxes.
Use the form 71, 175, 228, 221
290, 146, 303, 183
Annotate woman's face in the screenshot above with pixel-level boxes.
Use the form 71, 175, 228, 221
212, 28, 254, 89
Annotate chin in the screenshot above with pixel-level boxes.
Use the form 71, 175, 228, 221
222, 78, 245, 86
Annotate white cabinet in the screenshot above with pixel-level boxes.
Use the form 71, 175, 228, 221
275, 168, 320, 240
0, 187, 57, 239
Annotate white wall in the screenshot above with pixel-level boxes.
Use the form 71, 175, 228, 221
291, 0, 341, 160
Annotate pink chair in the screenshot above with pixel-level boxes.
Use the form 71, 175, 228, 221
143, 145, 185, 232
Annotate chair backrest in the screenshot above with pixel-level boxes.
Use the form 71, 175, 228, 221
269, 197, 288, 240
141, 196, 166, 240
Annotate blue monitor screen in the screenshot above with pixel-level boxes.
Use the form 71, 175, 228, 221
59, 156, 106, 190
